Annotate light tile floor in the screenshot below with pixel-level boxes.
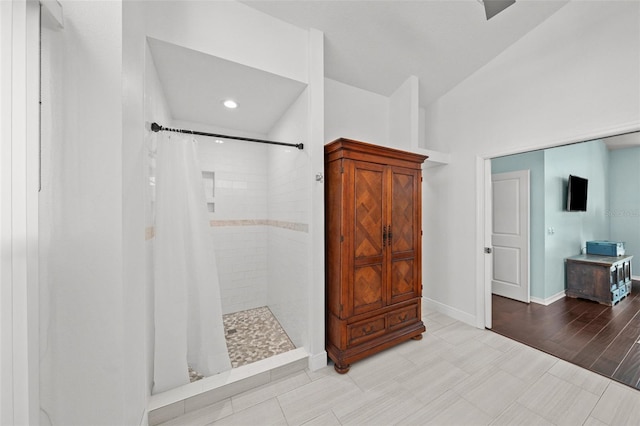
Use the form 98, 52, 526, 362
159, 306, 640, 425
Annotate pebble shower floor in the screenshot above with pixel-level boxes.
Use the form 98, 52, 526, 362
189, 306, 296, 382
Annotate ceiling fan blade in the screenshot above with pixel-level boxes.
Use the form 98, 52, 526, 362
483, 0, 516, 20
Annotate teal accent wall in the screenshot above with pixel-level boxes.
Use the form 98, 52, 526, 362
544, 140, 609, 297
609, 147, 640, 274
492, 140, 613, 301
491, 150, 545, 299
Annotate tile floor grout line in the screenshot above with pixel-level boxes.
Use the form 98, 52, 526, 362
584, 380, 612, 426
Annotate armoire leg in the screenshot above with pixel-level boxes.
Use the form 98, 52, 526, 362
334, 363, 350, 374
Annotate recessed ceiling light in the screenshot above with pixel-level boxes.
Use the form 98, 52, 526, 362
215, 139, 224, 144
223, 99, 238, 109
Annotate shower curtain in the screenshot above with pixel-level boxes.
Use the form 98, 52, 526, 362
153, 132, 231, 394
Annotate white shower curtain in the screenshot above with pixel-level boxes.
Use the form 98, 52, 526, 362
153, 132, 231, 394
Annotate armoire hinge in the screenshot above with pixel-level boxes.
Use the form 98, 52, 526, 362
340, 166, 344, 174
340, 235, 344, 242
340, 304, 343, 313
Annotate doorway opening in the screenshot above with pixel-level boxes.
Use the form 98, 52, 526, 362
481, 129, 640, 390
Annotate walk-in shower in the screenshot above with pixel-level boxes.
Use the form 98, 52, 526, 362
145, 36, 311, 395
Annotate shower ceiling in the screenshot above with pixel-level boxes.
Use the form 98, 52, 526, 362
147, 37, 307, 135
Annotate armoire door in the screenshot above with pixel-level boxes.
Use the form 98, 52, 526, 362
349, 160, 386, 316
388, 166, 421, 305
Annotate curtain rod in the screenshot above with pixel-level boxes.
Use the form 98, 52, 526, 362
150, 122, 304, 150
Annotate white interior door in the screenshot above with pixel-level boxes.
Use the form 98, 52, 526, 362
491, 170, 530, 303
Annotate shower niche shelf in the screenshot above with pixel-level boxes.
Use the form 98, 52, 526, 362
202, 170, 215, 213
324, 138, 427, 374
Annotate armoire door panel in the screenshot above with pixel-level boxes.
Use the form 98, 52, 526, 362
390, 258, 417, 303
353, 165, 384, 259
353, 263, 384, 315
390, 170, 416, 254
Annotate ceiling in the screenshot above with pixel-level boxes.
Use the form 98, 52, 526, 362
241, 0, 570, 106
603, 131, 640, 150
148, 1, 580, 136
148, 37, 307, 135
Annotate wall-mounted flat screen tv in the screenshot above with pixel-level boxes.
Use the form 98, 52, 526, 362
567, 174, 588, 211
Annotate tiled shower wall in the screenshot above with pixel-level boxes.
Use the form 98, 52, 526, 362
266, 141, 310, 348
267, 225, 308, 347
212, 225, 268, 314
196, 134, 270, 314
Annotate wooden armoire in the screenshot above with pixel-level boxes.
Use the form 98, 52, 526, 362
325, 138, 427, 373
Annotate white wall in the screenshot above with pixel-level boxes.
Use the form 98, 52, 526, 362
423, 1, 640, 324
325, 78, 389, 145
39, 1, 130, 424
145, 40, 173, 226
39, 11, 60, 425
306, 28, 327, 370
143, 33, 174, 406
389, 75, 419, 150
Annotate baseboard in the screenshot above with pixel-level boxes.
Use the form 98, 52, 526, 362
308, 351, 327, 371
530, 291, 566, 306
423, 297, 477, 327
633, 275, 640, 282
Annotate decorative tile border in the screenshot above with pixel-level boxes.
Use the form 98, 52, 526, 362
266, 219, 309, 233
209, 219, 268, 227
210, 219, 308, 233
145, 219, 308, 240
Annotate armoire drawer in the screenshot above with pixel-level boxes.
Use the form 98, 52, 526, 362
347, 316, 386, 346
387, 305, 418, 330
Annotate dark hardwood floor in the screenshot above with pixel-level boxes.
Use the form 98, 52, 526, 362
491, 280, 640, 390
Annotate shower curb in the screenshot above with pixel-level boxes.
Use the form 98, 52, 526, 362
148, 348, 308, 425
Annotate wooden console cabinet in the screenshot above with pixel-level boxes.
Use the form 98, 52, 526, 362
325, 138, 427, 373
566, 254, 633, 306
